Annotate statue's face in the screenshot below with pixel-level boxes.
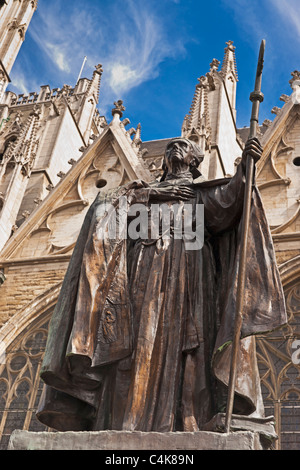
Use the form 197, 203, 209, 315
164, 139, 193, 171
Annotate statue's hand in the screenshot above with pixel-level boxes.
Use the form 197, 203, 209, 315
242, 137, 263, 167
149, 185, 196, 202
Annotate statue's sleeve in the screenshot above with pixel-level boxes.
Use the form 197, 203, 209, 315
201, 163, 246, 234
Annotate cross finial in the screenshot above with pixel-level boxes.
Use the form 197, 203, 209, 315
225, 40, 235, 51
196, 76, 208, 88
209, 59, 220, 72
289, 70, 300, 89
95, 64, 103, 75
221, 40, 238, 80
112, 100, 125, 118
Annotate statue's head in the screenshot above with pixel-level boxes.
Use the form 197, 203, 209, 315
162, 138, 204, 180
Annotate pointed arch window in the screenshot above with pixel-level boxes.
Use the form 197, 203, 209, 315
257, 279, 300, 450
0, 309, 52, 450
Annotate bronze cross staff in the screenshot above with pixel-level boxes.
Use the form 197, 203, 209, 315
224, 39, 266, 434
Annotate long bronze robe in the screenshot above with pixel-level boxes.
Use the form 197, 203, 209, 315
37, 164, 287, 432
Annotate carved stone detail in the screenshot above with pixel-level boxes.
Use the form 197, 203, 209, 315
0, 311, 51, 448
256, 281, 300, 450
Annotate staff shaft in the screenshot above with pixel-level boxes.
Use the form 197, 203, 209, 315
224, 40, 265, 434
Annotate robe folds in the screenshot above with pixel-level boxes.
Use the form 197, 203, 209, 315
37, 163, 287, 432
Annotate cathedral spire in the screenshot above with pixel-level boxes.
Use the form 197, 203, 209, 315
220, 40, 238, 116
221, 40, 238, 80
85, 64, 103, 105
181, 40, 242, 180
72, 64, 104, 142
181, 74, 212, 152
0, 107, 41, 250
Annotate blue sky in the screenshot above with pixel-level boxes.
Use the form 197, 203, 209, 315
7, 0, 300, 141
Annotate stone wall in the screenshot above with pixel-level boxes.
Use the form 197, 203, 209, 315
0, 261, 67, 328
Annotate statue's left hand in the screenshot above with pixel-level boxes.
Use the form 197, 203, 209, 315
242, 137, 263, 166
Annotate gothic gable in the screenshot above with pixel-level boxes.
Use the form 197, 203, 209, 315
0, 118, 152, 262
257, 101, 300, 265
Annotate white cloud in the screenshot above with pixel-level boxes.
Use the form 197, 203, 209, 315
220, 0, 266, 44
45, 42, 71, 73
110, 64, 138, 94
12, 74, 29, 95
95, 0, 185, 111
269, 0, 300, 38
222, 0, 300, 47
8, 64, 40, 96
105, 7, 172, 95
20, 0, 186, 114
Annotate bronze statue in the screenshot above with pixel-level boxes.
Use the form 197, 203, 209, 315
37, 136, 287, 433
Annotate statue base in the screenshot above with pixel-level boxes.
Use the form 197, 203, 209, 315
8, 428, 266, 451
203, 413, 277, 449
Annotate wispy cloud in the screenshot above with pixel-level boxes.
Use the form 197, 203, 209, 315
221, 0, 300, 48
27, 1, 81, 78
11, 74, 29, 95
44, 42, 71, 73
22, 0, 186, 113
8, 62, 40, 96
220, 0, 267, 45
269, 0, 300, 38
103, 1, 180, 95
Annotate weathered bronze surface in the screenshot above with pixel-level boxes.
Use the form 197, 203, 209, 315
36, 137, 287, 434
